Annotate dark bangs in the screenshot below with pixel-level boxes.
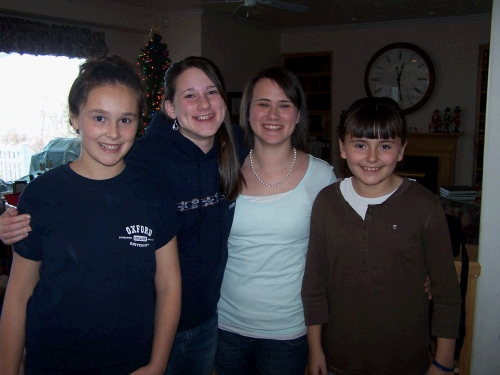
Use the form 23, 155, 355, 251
338, 97, 407, 144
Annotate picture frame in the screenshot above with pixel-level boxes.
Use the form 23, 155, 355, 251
227, 92, 243, 124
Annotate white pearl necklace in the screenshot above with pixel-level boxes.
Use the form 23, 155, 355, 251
249, 147, 297, 187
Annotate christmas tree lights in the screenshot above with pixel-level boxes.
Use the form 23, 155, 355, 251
137, 33, 170, 137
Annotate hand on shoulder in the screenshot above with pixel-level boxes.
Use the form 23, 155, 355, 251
0, 207, 31, 245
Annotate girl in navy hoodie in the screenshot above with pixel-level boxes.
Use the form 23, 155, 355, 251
127, 56, 244, 375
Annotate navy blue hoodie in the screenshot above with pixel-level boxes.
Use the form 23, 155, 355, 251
127, 111, 242, 331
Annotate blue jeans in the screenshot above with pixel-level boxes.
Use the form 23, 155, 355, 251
165, 315, 218, 375
214, 329, 308, 375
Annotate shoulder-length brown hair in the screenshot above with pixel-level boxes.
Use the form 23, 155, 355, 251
239, 66, 308, 151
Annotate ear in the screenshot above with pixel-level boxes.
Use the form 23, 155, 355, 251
398, 141, 407, 162
295, 111, 300, 125
70, 113, 79, 132
164, 101, 176, 119
339, 138, 347, 160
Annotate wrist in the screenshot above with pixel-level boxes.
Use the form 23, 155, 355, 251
432, 358, 454, 372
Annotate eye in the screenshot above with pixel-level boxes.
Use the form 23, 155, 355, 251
208, 89, 219, 95
257, 102, 269, 107
354, 143, 365, 149
280, 103, 291, 109
94, 116, 105, 122
184, 94, 195, 99
380, 144, 391, 150
120, 118, 132, 124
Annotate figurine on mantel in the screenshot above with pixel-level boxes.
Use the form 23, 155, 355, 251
453, 106, 462, 132
431, 109, 442, 133
443, 107, 452, 133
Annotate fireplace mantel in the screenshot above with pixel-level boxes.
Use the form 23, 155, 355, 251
404, 132, 462, 190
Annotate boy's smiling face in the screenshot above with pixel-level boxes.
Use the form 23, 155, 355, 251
340, 134, 406, 198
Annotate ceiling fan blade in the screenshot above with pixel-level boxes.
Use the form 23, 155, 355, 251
185, 0, 242, 6
258, 0, 308, 13
231, 3, 245, 16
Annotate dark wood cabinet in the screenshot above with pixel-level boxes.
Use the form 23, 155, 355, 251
473, 44, 489, 185
282, 52, 333, 164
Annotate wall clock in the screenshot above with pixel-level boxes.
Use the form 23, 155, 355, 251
364, 43, 435, 115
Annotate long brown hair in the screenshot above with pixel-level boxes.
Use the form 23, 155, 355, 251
161, 56, 242, 200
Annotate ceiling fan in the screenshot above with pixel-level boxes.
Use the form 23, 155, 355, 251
188, 0, 309, 17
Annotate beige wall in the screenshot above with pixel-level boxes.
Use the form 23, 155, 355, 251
160, 10, 281, 92
201, 11, 281, 92
161, 10, 204, 63
282, 15, 492, 184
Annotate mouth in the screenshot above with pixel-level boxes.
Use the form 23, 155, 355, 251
99, 143, 120, 151
196, 114, 215, 121
362, 166, 381, 171
264, 124, 282, 130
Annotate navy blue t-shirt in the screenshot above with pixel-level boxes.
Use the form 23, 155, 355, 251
15, 163, 179, 373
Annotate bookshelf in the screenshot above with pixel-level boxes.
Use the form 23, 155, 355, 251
473, 45, 489, 185
282, 52, 332, 164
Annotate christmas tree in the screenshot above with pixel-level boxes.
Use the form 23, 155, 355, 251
137, 33, 171, 137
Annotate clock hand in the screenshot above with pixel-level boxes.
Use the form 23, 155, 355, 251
399, 63, 406, 103
396, 65, 403, 103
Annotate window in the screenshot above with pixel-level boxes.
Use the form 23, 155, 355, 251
0, 53, 84, 181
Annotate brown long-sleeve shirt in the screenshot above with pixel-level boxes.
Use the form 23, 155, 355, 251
302, 179, 461, 375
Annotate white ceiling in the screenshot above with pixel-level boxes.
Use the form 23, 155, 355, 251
108, 0, 493, 29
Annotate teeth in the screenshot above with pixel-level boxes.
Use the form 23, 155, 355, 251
363, 167, 380, 171
197, 114, 214, 120
99, 143, 119, 150
265, 125, 281, 129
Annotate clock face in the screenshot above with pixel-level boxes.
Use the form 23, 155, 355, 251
364, 43, 435, 115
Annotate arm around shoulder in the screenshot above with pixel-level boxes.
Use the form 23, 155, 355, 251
423, 203, 462, 339
0, 207, 31, 245
302, 192, 333, 326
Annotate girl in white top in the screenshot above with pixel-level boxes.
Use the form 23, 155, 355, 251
215, 67, 336, 375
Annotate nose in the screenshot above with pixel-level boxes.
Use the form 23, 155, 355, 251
366, 146, 378, 162
266, 104, 280, 119
197, 94, 210, 110
106, 122, 120, 139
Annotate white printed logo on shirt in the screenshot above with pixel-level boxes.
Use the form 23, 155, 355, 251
118, 225, 154, 248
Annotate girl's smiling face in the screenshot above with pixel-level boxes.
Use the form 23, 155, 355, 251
164, 67, 227, 153
70, 84, 139, 180
249, 78, 299, 148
